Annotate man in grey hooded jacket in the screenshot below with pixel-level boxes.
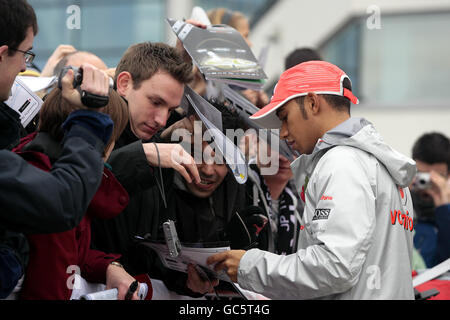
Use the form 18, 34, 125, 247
207, 61, 416, 300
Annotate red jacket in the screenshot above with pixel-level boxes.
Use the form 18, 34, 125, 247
14, 133, 129, 300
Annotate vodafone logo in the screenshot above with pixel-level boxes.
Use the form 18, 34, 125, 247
390, 209, 413, 232
398, 186, 407, 206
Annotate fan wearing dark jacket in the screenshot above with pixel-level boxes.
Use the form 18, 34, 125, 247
91, 101, 270, 297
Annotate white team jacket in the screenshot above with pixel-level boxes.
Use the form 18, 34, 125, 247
237, 118, 417, 299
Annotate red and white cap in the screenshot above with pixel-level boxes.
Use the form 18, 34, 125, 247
250, 60, 359, 129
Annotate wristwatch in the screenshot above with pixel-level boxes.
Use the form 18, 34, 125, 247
110, 261, 124, 269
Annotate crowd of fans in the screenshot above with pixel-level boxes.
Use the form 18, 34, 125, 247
0, 0, 448, 301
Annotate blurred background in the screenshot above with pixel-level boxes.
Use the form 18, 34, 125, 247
28, 0, 450, 157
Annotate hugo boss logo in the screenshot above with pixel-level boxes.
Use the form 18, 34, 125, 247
312, 208, 331, 221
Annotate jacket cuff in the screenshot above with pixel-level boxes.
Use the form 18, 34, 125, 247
81, 251, 121, 284
63, 124, 105, 155
62, 110, 113, 146
0, 247, 23, 299
237, 249, 264, 291
108, 141, 155, 193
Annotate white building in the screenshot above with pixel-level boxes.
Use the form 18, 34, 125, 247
248, 0, 450, 156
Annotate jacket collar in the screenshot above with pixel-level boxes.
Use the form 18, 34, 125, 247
22, 132, 62, 162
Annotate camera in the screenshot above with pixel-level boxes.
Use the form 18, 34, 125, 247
57, 65, 112, 108
58, 66, 85, 90
413, 172, 431, 190
163, 220, 181, 258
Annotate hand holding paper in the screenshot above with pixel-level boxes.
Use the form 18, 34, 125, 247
186, 264, 219, 294
175, 19, 207, 64
207, 250, 246, 283
168, 18, 267, 90
106, 263, 141, 300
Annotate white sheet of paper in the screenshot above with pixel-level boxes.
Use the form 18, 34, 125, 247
4, 77, 43, 127
413, 258, 450, 287
186, 93, 248, 184
141, 241, 232, 282
16, 76, 57, 92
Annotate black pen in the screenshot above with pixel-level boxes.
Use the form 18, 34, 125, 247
125, 280, 139, 300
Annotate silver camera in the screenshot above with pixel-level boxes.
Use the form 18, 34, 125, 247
163, 220, 181, 258
413, 172, 431, 190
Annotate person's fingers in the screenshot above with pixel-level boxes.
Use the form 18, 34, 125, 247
60, 68, 84, 107
116, 283, 140, 300
147, 143, 200, 184
213, 260, 228, 273
425, 188, 438, 199
430, 171, 445, 188
50, 45, 76, 60
131, 285, 141, 300
211, 278, 219, 287
184, 19, 207, 29
207, 279, 220, 293
182, 159, 200, 184
80, 64, 94, 93
116, 283, 127, 300
100, 70, 109, 94
173, 163, 192, 184
58, 45, 77, 56
184, 116, 195, 133
80, 64, 109, 96
173, 146, 200, 183
61, 68, 75, 91
207, 252, 227, 266
186, 264, 211, 294
96, 69, 109, 95
187, 264, 201, 282
57, 44, 76, 51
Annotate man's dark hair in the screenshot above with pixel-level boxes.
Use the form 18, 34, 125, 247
285, 48, 322, 70
209, 100, 246, 133
208, 100, 248, 150
412, 132, 450, 169
0, 0, 38, 55
115, 42, 193, 89
295, 77, 352, 117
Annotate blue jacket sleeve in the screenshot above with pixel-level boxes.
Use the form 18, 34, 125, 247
435, 204, 450, 264
0, 228, 28, 299
0, 246, 23, 299
0, 110, 113, 234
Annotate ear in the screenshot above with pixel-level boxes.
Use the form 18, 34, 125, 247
0, 45, 9, 62
305, 92, 320, 115
115, 71, 133, 97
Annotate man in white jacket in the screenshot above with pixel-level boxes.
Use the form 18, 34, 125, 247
207, 61, 417, 299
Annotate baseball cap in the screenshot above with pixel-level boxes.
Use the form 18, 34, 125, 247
249, 61, 359, 129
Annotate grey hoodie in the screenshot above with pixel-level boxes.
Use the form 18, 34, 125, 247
237, 117, 417, 299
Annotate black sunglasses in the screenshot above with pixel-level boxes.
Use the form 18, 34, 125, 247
9, 48, 35, 64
